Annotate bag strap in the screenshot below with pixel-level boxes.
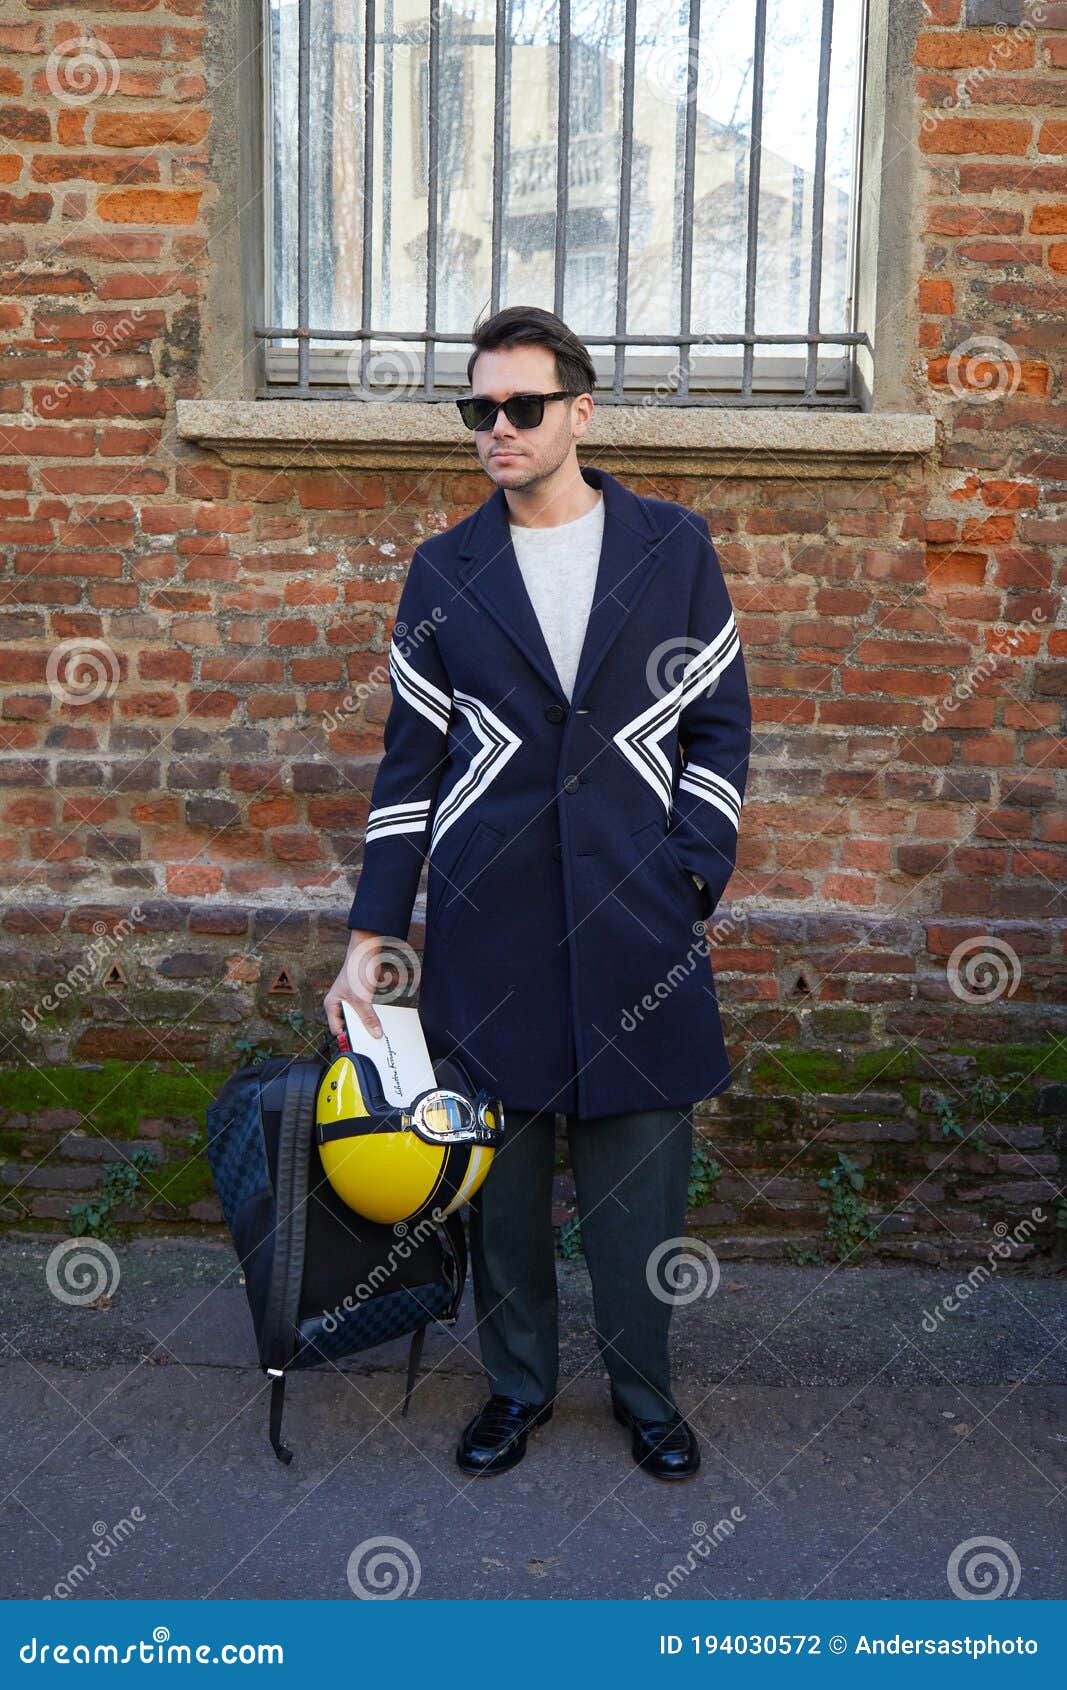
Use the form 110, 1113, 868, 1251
260, 1058, 322, 1377
268, 1372, 292, 1464
400, 1327, 426, 1418
441, 1210, 468, 1322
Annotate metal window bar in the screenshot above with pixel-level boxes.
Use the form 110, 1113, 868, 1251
740, 0, 766, 401
359, 0, 375, 392
554, 0, 569, 316
258, 0, 871, 406
805, 0, 836, 402
675, 0, 700, 401
611, 0, 635, 400
490, 0, 509, 314
296, 0, 310, 393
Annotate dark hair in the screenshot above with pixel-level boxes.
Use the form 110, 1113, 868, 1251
465, 305, 597, 396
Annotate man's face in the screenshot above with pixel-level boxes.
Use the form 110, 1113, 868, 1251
467, 344, 587, 490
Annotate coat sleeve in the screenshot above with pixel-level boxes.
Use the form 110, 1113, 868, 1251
346, 548, 453, 935
667, 517, 752, 920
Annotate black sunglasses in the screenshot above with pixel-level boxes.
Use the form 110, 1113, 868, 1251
455, 391, 573, 432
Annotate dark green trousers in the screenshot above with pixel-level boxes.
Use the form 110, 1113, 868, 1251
467, 1102, 694, 1420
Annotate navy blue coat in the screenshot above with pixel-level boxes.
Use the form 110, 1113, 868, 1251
347, 464, 752, 1120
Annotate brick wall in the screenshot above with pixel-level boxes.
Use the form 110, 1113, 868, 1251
0, 0, 1063, 1260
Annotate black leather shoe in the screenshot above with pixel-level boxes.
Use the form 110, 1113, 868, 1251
611, 1393, 700, 1480
456, 1393, 553, 1476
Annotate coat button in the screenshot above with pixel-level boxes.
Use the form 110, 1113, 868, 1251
562, 774, 580, 794
552, 842, 562, 861
545, 703, 566, 723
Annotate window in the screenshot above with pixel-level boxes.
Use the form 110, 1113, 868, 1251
261, 0, 868, 405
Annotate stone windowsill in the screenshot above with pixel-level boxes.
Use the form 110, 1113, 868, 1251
175, 399, 937, 479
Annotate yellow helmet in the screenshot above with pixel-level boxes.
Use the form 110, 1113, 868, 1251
315, 1050, 504, 1226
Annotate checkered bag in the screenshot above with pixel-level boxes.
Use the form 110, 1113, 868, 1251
206, 1050, 467, 1463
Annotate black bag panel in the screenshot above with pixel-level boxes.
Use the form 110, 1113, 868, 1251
234, 1188, 277, 1365
257, 1056, 304, 1187
205, 1068, 273, 1241
205, 1047, 470, 1383
291, 1276, 456, 1370
298, 1118, 447, 1320
259, 1059, 320, 1371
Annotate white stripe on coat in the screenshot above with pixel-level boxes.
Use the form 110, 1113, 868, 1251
677, 760, 742, 830
365, 798, 431, 843
612, 614, 740, 813
389, 636, 452, 734
429, 688, 522, 854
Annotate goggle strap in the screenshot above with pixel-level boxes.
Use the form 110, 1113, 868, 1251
316, 1108, 500, 1150
317, 1113, 399, 1145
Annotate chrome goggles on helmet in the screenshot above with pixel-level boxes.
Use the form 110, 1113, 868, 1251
399, 1086, 502, 1147
315, 1051, 503, 1150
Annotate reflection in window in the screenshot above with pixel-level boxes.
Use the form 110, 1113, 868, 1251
263, 0, 867, 402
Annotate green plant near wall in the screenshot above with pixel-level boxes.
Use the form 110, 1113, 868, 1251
818, 1152, 879, 1264
555, 1218, 583, 1260
68, 1148, 158, 1242
688, 1140, 722, 1209
283, 1007, 315, 1044
786, 1242, 824, 1267
234, 1007, 320, 1070
233, 1034, 274, 1068
930, 1070, 1025, 1154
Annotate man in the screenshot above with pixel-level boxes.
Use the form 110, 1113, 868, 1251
325, 306, 751, 1481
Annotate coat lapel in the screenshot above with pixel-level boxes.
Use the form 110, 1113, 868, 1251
455, 464, 661, 709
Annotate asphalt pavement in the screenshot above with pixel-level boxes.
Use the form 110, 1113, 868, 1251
1, 1236, 1064, 1601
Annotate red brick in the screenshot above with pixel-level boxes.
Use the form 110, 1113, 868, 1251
0, 105, 50, 142
92, 109, 211, 148
32, 154, 160, 185
914, 31, 1034, 70
0, 190, 51, 221
96, 189, 202, 224
920, 119, 1031, 155
0, 429, 93, 463
918, 277, 953, 313
31, 385, 166, 420
35, 308, 165, 342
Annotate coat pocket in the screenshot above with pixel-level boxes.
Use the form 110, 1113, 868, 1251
630, 820, 706, 921
431, 819, 506, 942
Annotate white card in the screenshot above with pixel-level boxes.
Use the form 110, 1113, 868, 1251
340, 1000, 437, 1107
